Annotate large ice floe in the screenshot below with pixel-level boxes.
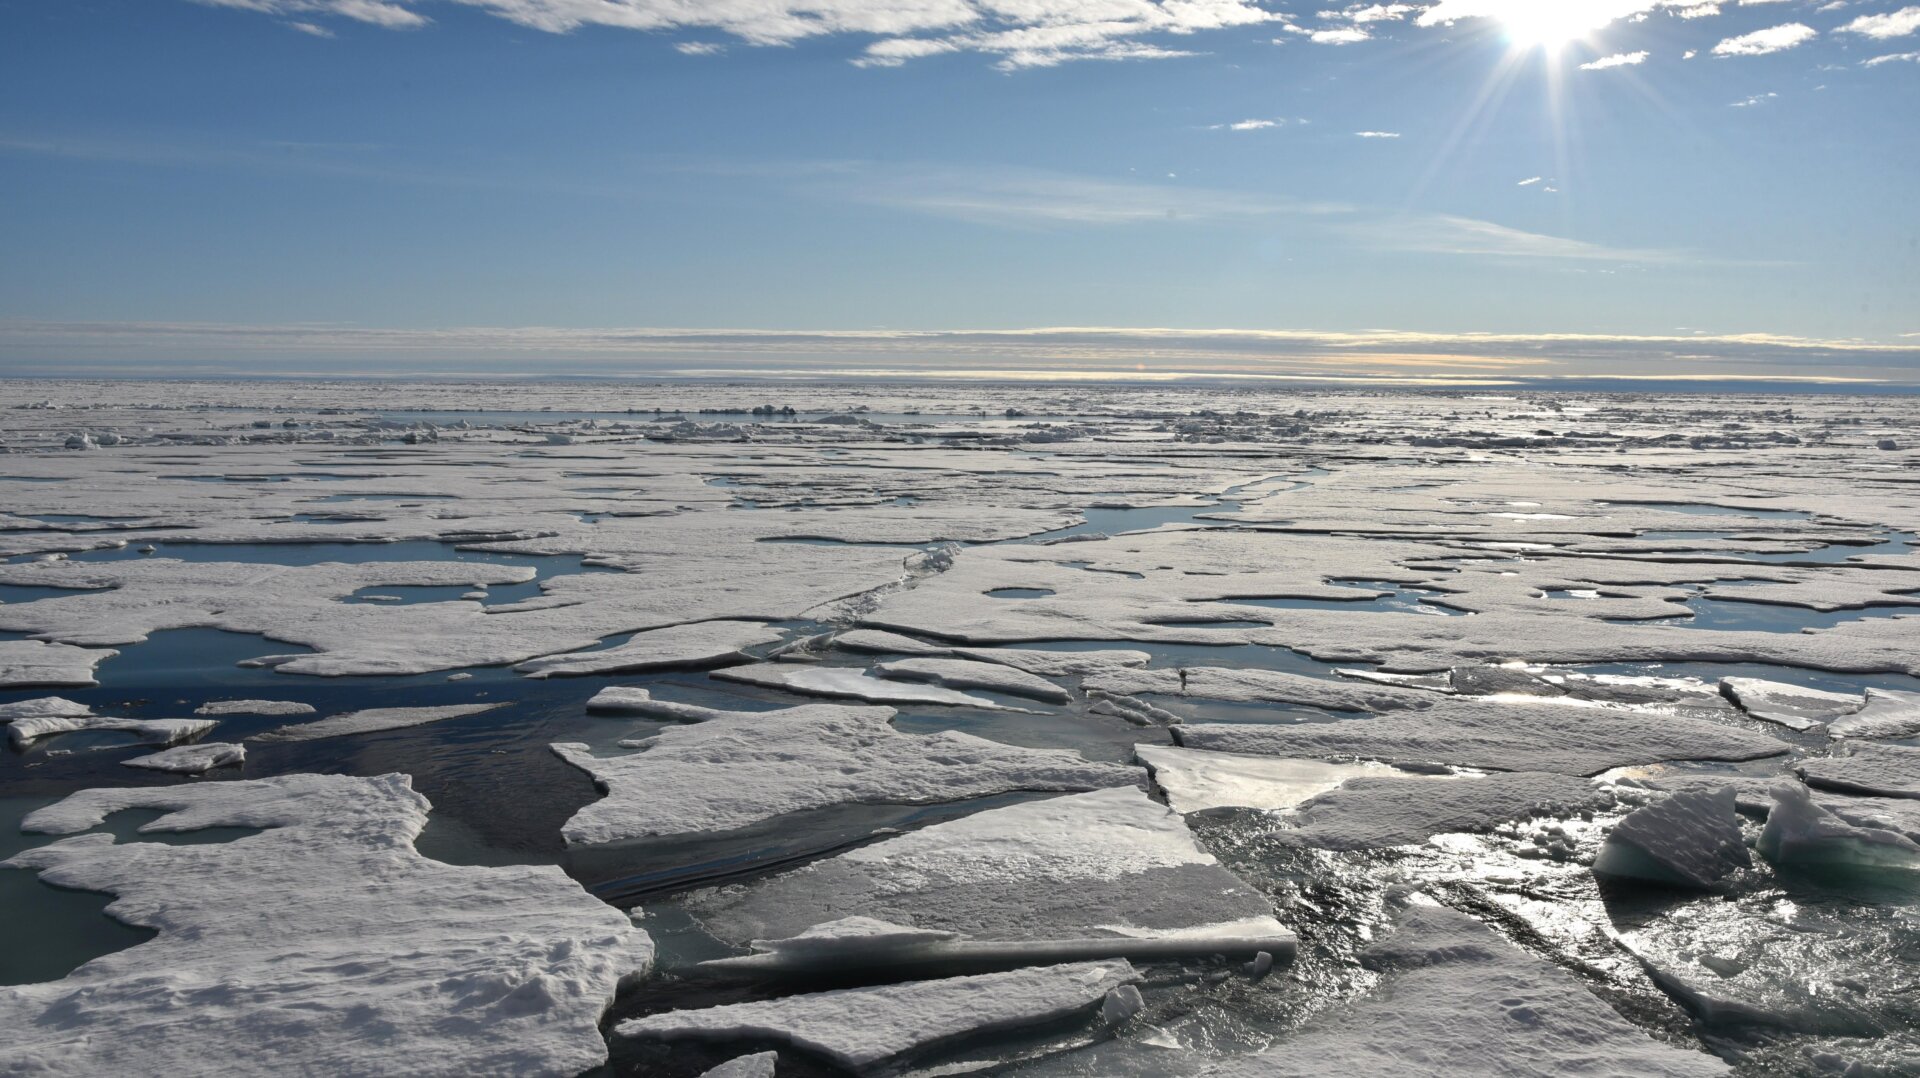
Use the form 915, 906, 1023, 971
248, 702, 505, 742
0, 640, 116, 688
0, 774, 652, 1075
688, 787, 1293, 975
550, 701, 1139, 846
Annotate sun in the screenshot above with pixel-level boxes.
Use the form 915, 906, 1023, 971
1481, 1, 1621, 51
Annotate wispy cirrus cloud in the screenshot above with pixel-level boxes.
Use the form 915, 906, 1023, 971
1582, 50, 1649, 69
1712, 22, 1818, 54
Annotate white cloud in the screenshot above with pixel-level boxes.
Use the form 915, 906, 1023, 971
1356, 213, 1683, 262
1864, 49, 1920, 62
1581, 49, 1649, 68
1517, 176, 1543, 185
675, 41, 725, 55
1712, 22, 1817, 54
1210, 118, 1285, 130
1730, 90, 1778, 105
1309, 26, 1373, 42
288, 19, 334, 35
1355, 130, 1402, 137
1837, 6, 1920, 38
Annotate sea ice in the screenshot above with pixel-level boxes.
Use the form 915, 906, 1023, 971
1176, 697, 1787, 775
873, 656, 1071, 703
1719, 677, 1863, 731
1827, 688, 1920, 740
191, 699, 318, 716
249, 702, 505, 742
713, 662, 1026, 709
699, 1052, 778, 1078
1134, 744, 1415, 814
1274, 771, 1605, 850
690, 787, 1292, 972
0, 696, 93, 722
0, 774, 653, 1076
1796, 742, 1920, 799
0, 639, 118, 688
9, 715, 217, 750
1593, 786, 1751, 889
122, 741, 247, 774
1755, 782, 1920, 871
616, 960, 1138, 1074
514, 620, 784, 678
1084, 666, 1431, 712
551, 703, 1138, 845
1198, 895, 1729, 1077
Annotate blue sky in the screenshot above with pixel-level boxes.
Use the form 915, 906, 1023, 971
1, 0, 1917, 383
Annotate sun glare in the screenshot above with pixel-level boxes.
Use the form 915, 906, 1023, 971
1487, 1, 1617, 50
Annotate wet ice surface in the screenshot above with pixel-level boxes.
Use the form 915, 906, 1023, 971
3, 382, 1920, 1075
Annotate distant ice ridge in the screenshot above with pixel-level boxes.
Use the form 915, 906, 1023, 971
0, 773, 652, 1076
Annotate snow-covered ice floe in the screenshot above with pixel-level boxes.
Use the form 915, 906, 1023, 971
0, 640, 117, 688
711, 662, 1034, 710
1795, 742, 1920, 800
513, 620, 784, 678
689, 787, 1294, 976
550, 702, 1140, 846
1593, 785, 1751, 889
1135, 744, 1420, 814
1718, 677, 1862, 732
9, 714, 216, 750
0, 774, 653, 1076
192, 699, 317, 716
872, 655, 1071, 703
1827, 688, 1920, 741
616, 959, 1138, 1074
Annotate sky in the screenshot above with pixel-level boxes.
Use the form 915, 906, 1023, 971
1, 0, 1918, 385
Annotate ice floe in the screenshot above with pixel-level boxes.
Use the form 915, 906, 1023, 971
1135, 744, 1414, 814
698, 1052, 778, 1078
1827, 687, 1920, 740
1274, 771, 1606, 850
616, 960, 1138, 1074
513, 620, 784, 678
1593, 786, 1751, 888
689, 787, 1292, 973
9, 715, 217, 750
1177, 697, 1788, 775
712, 662, 1026, 709
1796, 742, 1920, 799
0, 639, 117, 688
872, 655, 1070, 703
122, 741, 247, 774
191, 699, 317, 716
0, 774, 652, 1075
249, 702, 505, 742
551, 703, 1139, 846
1086, 665, 1432, 713
1756, 782, 1920, 871
1718, 677, 1863, 731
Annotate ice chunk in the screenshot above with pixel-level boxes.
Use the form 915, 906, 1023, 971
1755, 782, 1920, 871
874, 656, 1070, 703
689, 787, 1292, 975
1796, 742, 1920, 799
1275, 771, 1604, 850
1199, 896, 1729, 1077
249, 702, 505, 742
616, 960, 1138, 1074
514, 620, 784, 678
1718, 677, 1863, 732
1, 774, 653, 1075
122, 741, 247, 774
551, 703, 1138, 845
0, 639, 117, 688
1827, 688, 1920, 740
1135, 744, 1414, 814
699, 1053, 778, 1078
9, 715, 216, 750
193, 699, 317, 716
714, 662, 1031, 710
1593, 786, 1751, 889
1177, 697, 1787, 775
832, 628, 951, 656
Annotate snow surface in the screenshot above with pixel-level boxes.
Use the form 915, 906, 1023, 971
1796, 742, 1920, 799
550, 702, 1139, 845
873, 655, 1070, 703
249, 702, 505, 742
616, 960, 1137, 1073
1275, 771, 1608, 850
1827, 688, 1920, 740
712, 662, 1025, 709
0, 774, 653, 1076
698, 1053, 778, 1078
9, 715, 216, 750
0, 696, 93, 722
1718, 677, 1862, 731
